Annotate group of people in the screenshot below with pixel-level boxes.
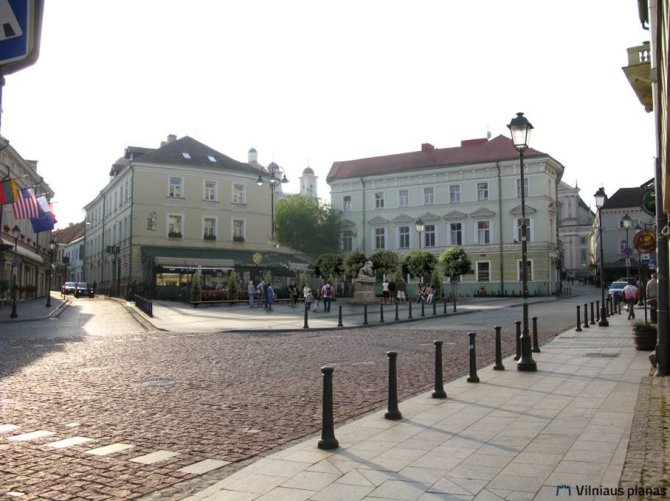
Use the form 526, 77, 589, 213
414, 284, 436, 304
246, 279, 275, 310
245, 279, 336, 313
621, 273, 658, 321
381, 278, 407, 303
302, 280, 335, 313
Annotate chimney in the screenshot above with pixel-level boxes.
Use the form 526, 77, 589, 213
167, 134, 177, 143
421, 143, 435, 152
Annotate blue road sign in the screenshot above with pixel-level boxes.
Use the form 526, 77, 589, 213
0, 0, 31, 66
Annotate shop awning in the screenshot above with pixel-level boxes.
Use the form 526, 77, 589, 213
154, 256, 235, 272
1, 238, 44, 264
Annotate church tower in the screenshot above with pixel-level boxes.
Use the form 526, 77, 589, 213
300, 166, 318, 199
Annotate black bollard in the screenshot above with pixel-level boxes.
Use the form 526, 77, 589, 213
531, 316, 540, 353
337, 305, 343, 327
380, 303, 385, 323
384, 352, 402, 420
304, 306, 309, 329
432, 341, 447, 399
583, 303, 590, 328
432, 301, 437, 316
590, 302, 595, 325
317, 366, 339, 450
467, 332, 480, 383
421, 301, 425, 317
408, 301, 413, 319
494, 326, 505, 371
576, 305, 582, 332
363, 304, 368, 325
394, 302, 399, 322
596, 300, 600, 322
515, 320, 521, 360
453, 294, 457, 313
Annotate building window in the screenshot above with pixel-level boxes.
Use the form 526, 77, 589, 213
424, 224, 436, 247
477, 221, 490, 245
168, 214, 182, 237
449, 185, 460, 203
232, 184, 246, 204
233, 219, 245, 240
343, 195, 352, 211
342, 230, 353, 251
424, 187, 434, 205
168, 176, 183, 198
476, 262, 490, 282
450, 223, 463, 246
580, 236, 587, 246
375, 228, 386, 249
620, 239, 628, 253
398, 189, 409, 208
515, 218, 532, 242
203, 217, 216, 239
204, 180, 217, 201
477, 182, 489, 201
580, 248, 588, 265
399, 226, 410, 249
375, 192, 384, 209
517, 260, 533, 281
516, 177, 529, 198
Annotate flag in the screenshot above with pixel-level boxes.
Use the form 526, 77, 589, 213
30, 196, 56, 233
0, 179, 19, 204
12, 188, 39, 219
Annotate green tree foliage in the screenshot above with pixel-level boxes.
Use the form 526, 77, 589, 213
402, 250, 436, 281
190, 269, 202, 302
275, 195, 341, 256
343, 251, 367, 279
371, 250, 399, 277
430, 267, 443, 298
439, 247, 473, 280
227, 271, 239, 300
315, 253, 343, 281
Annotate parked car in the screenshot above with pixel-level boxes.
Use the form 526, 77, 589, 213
608, 281, 628, 299
74, 282, 94, 298
61, 281, 76, 295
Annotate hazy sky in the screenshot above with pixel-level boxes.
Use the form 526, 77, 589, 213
1, 0, 655, 228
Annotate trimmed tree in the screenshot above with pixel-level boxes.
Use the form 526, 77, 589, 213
190, 269, 202, 302
402, 250, 437, 282
227, 271, 239, 300
315, 253, 343, 282
371, 250, 399, 278
343, 251, 367, 279
438, 247, 472, 299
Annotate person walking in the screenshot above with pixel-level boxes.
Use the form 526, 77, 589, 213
266, 283, 274, 312
321, 280, 334, 313
646, 273, 658, 323
312, 285, 321, 312
388, 279, 396, 303
396, 278, 406, 303
303, 284, 313, 313
623, 281, 639, 320
382, 278, 390, 304
247, 280, 256, 308
288, 280, 299, 308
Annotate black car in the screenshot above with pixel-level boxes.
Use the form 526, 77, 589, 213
74, 282, 94, 298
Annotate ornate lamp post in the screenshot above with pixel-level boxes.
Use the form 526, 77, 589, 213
415, 218, 424, 250
257, 163, 288, 242
10, 225, 20, 318
621, 213, 632, 283
507, 112, 537, 372
595, 187, 609, 327
46, 239, 55, 308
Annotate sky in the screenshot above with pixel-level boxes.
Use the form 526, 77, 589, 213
0, 0, 656, 229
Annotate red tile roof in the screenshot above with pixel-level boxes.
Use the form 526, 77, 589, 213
326, 135, 548, 182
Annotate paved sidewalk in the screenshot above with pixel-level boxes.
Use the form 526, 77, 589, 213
184, 314, 654, 501
0, 292, 68, 323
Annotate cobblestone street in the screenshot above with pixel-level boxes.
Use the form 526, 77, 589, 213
0, 295, 590, 499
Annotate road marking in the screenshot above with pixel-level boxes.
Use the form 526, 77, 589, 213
130, 450, 179, 464
178, 459, 230, 475
46, 436, 94, 449
0, 424, 18, 433
8, 430, 55, 442
85, 443, 135, 456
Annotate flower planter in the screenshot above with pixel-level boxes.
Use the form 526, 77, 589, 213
632, 322, 657, 351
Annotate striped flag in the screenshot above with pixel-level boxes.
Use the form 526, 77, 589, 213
12, 188, 39, 219
0, 179, 19, 204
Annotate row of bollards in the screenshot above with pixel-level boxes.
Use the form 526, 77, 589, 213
319, 322, 539, 449
575, 298, 621, 332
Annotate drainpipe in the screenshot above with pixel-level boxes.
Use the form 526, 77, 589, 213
497, 162, 504, 295
654, 156, 668, 375
360, 177, 366, 255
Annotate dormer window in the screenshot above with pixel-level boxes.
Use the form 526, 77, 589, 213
207, 155, 217, 163
181, 152, 191, 159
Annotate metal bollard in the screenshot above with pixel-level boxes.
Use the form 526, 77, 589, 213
421, 301, 425, 317
363, 304, 368, 325
494, 325, 505, 371
317, 366, 339, 450
432, 341, 447, 399
515, 320, 521, 360
380, 304, 385, 323
453, 294, 457, 313
531, 316, 540, 353
467, 332, 480, 383
394, 302, 399, 322
596, 300, 600, 322
338, 305, 343, 327
583, 303, 590, 328
443, 298, 447, 314
408, 301, 412, 319
304, 306, 309, 329
384, 352, 402, 420
576, 305, 582, 332
590, 302, 595, 325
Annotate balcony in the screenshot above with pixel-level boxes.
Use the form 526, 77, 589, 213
623, 42, 653, 112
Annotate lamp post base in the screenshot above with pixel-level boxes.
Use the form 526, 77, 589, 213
517, 358, 537, 372
598, 307, 609, 327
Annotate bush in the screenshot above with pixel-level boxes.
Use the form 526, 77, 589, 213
227, 271, 239, 300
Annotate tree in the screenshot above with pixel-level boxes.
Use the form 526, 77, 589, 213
227, 271, 239, 300
371, 250, 399, 277
190, 268, 202, 302
430, 267, 443, 298
275, 195, 341, 256
343, 251, 367, 279
402, 250, 436, 281
315, 253, 343, 281
438, 247, 472, 280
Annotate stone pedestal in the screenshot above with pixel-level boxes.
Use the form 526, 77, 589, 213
351, 279, 376, 303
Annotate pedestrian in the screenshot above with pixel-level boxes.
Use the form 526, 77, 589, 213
288, 280, 299, 308
303, 284, 314, 313
426, 286, 435, 304
256, 280, 265, 308
388, 279, 396, 303
623, 281, 639, 320
312, 285, 321, 312
646, 273, 658, 323
247, 280, 255, 308
382, 278, 390, 304
266, 283, 274, 311
396, 278, 406, 302
320, 280, 334, 312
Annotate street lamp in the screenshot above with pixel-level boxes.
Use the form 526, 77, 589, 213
10, 225, 20, 318
257, 162, 288, 242
415, 218, 425, 250
621, 213, 632, 283
46, 239, 55, 308
507, 112, 536, 372
595, 187, 609, 327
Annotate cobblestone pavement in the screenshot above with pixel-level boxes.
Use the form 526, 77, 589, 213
0, 294, 603, 499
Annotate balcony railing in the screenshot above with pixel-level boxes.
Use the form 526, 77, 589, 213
623, 42, 652, 112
